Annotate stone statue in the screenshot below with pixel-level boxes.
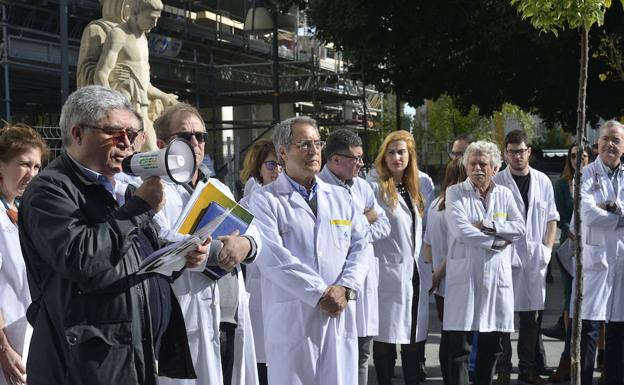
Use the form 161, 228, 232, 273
76, 0, 130, 88
92, 0, 178, 150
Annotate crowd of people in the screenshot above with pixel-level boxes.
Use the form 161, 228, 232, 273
0, 84, 623, 385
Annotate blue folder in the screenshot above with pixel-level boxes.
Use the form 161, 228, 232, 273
195, 201, 250, 279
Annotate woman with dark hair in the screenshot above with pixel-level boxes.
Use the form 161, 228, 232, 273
0, 123, 48, 385
240, 139, 281, 197
240, 138, 281, 385
549, 143, 590, 382
370, 130, 426, 385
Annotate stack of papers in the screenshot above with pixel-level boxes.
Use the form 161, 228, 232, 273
137, 180, 254, 276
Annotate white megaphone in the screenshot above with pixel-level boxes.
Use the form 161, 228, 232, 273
122, 138, 197, 184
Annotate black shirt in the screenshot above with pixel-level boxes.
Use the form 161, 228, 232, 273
512, 173, 531, 216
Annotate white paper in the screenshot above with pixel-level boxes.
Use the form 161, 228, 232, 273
137, 206, 232, 276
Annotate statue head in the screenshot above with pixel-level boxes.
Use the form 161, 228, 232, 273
131, 0, 164, 32
100, 0, 132, 23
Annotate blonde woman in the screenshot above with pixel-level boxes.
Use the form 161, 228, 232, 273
370, 130, 426, 385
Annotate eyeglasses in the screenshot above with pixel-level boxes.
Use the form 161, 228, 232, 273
570, 152, 588, 160
82, 124, 143, 144
166, 131, 208, 143
600, 135, 622, 145
506, 148, 530, 157
336, 153, 364, 163
449, 151, 464, 160
263, 160, 280, 170
290, 140, 326, 152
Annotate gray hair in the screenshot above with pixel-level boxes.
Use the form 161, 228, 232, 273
59, 85, 132, 146
272, 116, 319, 155
325, 128, 362, 159
599, 119, 624, 135
463, 140, 502, 169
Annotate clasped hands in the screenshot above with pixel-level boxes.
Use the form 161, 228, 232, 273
319, 285, 348, 318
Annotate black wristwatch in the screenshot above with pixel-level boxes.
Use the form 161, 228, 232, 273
345, 287, 357, 301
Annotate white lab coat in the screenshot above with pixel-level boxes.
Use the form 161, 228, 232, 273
443, 179, 525, 332
155, 178, 260, 385
370, 180, 426, 344
575, 159, 624, 321
318, 166, 390, 337
246, 173, 369, 385
240, 191, 267, 363
493, 167, 559, 311
243, 176, 260, 198
424, 197, 448, 297
0, 205, 32, 384
419, 170, 436, 222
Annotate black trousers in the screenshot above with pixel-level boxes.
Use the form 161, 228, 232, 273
445, 330, 503, 385
496, 311, 546, 374
219, 322, 237, 385
605, 321, 624, 385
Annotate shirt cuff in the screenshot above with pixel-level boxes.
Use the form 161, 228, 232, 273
241, 235, 258, 264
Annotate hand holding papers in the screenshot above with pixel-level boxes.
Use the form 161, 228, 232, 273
138, 180, 254, 277
137, 206, 233, 276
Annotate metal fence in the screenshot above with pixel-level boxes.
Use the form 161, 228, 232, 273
34, 126, 64, 160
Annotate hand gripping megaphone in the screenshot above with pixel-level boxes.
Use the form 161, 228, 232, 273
122, 138, 197, 184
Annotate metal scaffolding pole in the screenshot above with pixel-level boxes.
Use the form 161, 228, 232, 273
59, 0, 69, 104
271, 11, 280, 124
2, 5, 10, 120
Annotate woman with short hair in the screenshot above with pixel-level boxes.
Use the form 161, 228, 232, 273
0, 123, 48, 385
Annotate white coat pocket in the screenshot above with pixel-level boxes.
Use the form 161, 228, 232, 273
583, 245, 608, 271
378, 258, 403, 293
540, 244, 552, 269
330, 219, 352, 250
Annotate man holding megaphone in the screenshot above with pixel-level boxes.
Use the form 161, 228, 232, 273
18, 86, 207, 385
153, 103, 261, 385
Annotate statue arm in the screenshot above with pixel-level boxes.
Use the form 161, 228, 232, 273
148, 83, 178, 106
94, 28, 125, 86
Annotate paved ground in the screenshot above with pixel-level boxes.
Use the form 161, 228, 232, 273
366, 261, 601, 384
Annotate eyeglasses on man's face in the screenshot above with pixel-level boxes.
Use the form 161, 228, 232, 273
290, 140, 326, 152
82, 124, 144, 144
336, 153, 364, 163
166, 131, 208, 143
506, 148, 530, 157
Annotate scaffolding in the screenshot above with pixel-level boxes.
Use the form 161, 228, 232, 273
1, 0, 384, 187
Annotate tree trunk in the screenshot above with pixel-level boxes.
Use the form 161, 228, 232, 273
571, 26, 589, 385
